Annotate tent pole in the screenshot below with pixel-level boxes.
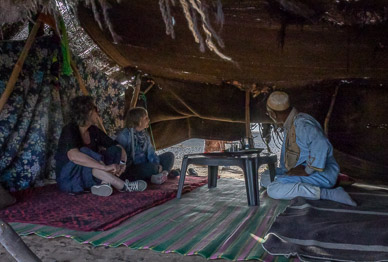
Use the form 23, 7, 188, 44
0, 19, 42, 114
70, 59, 89, 96
69, 59, 107, 134
245, 87, 252, 138
130, 74, 141, 109
0, 219, 41, 262
324, 85, 340, 135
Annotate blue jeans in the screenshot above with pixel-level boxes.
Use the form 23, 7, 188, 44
56, 146, 121, 193
121, 152, 175, 181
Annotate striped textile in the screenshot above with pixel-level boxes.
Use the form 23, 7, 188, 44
262, 183, 388, 261
11, 178, 293, 261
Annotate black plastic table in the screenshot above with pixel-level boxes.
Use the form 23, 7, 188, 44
176, 150, 277, 206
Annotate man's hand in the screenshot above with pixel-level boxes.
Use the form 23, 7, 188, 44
286, 165, 309, 176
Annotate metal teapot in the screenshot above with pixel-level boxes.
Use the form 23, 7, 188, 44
240, 137, 254, 150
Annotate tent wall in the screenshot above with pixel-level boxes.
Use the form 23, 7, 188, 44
0, 36, 126, 191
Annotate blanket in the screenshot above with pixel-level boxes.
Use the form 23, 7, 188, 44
0, 176, 207, 231
262, 184, 388, 261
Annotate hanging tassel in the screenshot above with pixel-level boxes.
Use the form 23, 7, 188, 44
59, 16, 72, 76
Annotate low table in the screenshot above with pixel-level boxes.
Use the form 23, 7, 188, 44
176, 150, 277, 206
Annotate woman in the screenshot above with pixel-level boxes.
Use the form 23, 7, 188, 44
55, 96, 147, 196
116, 107, 176, 184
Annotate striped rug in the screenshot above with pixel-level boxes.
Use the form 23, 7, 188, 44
11, 178, 293, 261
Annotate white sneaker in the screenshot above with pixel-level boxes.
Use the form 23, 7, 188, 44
91, 184, 113, 197
123, 179, 147, 192
151, 171, 168, 184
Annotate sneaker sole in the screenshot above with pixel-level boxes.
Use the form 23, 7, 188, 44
151, 174, 168, 185
91, 185, 113, 197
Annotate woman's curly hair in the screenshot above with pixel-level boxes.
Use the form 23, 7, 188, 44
70, 96, 96, 126
125, 107, 148, 128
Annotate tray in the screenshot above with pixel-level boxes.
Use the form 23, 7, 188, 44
224, 148, 264, 154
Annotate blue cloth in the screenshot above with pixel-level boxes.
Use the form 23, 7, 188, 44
115, 128, 159, 165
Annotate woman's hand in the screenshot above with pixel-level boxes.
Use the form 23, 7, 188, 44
104, 164, 121, 176
118, 163, 126, 176
286, 165, 309, 176
158, 165, 163, 173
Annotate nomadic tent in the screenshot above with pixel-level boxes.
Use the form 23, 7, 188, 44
3, 0, 386, 183
0, 1, 388, 260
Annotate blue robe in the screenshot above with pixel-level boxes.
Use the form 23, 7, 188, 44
265, 108, 340, 200
275, 110, 339, 188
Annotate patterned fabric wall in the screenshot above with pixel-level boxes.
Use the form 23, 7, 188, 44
0, 36, 126, 191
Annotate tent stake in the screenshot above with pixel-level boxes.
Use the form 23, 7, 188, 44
0, 19, 42, 114
0, 219, 41, 262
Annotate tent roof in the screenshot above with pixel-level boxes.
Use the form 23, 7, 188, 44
75, 0, 388, 86
2, 0, 388, 86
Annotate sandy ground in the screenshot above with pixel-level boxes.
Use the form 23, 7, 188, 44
1, 137, 276, 261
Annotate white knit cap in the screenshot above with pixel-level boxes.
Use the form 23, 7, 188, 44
267, 91, 290, 111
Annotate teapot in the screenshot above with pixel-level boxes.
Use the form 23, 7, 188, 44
240, 137, 254, 150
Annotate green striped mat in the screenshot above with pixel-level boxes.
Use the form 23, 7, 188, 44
11, 178, 292, 261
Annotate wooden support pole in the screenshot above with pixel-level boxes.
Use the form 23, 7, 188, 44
0, 219, 41, 262
130, 75, 142, 109
245, 87, 251, 138
324, 85, 340, 136
143, 80, 155, 95
70, 60, 89, 96
70, 59, 107, 134
0, 19, 42, 114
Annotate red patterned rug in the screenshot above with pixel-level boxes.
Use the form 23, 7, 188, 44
0, 176, 207, 231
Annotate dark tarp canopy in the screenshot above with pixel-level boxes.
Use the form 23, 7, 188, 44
77, 0, 388, 85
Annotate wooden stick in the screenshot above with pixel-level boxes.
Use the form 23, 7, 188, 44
0, 219, 41, 262
70, 59, 89, 96
130, 75, 141, 109
245, 87, 251, 138
0, 20, 42, 114
70, 60, 107, 133
143, 80, 155, 95
324, 85, 340, 135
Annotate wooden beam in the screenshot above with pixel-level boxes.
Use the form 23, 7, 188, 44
324, 85, 340, 135
130, 75, 141, 109
0, 19, 42, 113
0, 219, 41, 262
70, 60, 89, 96
245, 87, 251, 138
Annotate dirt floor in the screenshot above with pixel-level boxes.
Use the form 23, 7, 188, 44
1, 166, 264, 262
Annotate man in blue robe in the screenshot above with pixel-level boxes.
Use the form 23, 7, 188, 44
261, 91, 356, 206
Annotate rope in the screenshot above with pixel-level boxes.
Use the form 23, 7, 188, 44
139, 93, 157, 150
